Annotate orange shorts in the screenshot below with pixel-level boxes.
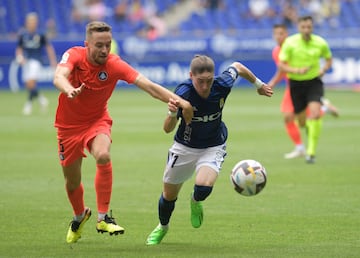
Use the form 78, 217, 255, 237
280, 86, 294, 113
56, 118, 112, 166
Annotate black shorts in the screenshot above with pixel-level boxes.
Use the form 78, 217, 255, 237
289, 77, 324, 114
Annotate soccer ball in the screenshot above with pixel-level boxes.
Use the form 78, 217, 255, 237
230, 159, 267, 196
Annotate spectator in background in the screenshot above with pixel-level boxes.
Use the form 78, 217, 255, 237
278, 0, 298, 28
321, 0, 340, 28
71, 0, 88, 22
201, 0, 224, 10
144, 13, 167, 40
87, 0, 110, 21
72, 0, 110, 22
298, 0, 323, 26
248, 0, 276, 21
127, 0, 145, 24
114, 0, 128, 21
15, 12, 57, 115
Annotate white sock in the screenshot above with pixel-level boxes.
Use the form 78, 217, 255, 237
295, 144, 305, 151
74, 210, 85, 222
98, 213, 106, 221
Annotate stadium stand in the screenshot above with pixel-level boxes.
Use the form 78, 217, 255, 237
0, 0, 359, 39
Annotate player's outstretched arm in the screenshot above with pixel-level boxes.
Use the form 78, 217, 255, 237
268, 67, 286, 88
134, 74, 193, 124
231, 62, 273, 97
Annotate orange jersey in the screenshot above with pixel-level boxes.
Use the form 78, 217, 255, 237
272, 45, 293, 113
272, 45, 281, 65
55, 47, 139, 129
272, 45, 287, 82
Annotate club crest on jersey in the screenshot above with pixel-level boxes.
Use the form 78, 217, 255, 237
98, 71, 108, 81
220, 98, 224, 108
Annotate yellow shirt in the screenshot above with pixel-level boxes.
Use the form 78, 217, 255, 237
279, 33, 332, 81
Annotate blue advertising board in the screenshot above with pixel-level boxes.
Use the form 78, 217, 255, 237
0, 35, 359, 90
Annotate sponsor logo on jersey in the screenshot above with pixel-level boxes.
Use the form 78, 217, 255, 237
192, 111, 222, 122
220, 98, 224, 108
60, 52, 69, 64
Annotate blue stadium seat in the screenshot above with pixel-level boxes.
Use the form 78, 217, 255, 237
0, 0, 359, 39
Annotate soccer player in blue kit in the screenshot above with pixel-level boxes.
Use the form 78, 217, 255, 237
15, 12, 57, 115
146, 55, 273, 245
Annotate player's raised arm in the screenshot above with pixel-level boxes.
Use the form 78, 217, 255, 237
231, 62, 273, 97
133, 74, 193, 124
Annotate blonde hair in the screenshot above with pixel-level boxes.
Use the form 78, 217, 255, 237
86, 21, 112, 40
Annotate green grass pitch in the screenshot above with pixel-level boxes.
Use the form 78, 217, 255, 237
0, 86, 359, 257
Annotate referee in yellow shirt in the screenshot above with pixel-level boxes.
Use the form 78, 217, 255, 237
278, 15, 333, 164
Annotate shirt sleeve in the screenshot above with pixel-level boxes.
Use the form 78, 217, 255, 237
322, 39, 332, 59
17, 34, 23, 47
216, 66, 238, 88
41, 34, 48, 46
278, 42, 289, 62
112, 57, 139, 84
58, 48, 80, 71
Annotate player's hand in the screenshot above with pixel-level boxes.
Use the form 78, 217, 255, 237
179, 100, 193, 125
296, 67, 310, 75
16, 55, 26, 65
257, 84, 273, 97
168, 98, 179, 113
66, 83, 85, 99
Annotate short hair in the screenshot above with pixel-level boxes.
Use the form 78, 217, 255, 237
298, 15, 313, 23
26, 12, 38, 21
190, 55, 215, 75
86, 21, 112, 39
25, 12, 38, 25
273, 23, 287, 30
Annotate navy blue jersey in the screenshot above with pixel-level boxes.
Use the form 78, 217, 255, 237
17, 31, 48, 63
174, 66, 239, 148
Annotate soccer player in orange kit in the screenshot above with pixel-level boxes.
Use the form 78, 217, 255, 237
53, 21, 193, 244
268, 23, 338, 159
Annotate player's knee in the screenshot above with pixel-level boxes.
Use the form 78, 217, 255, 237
284, 116, 294, 123
193, 185, 213, 201
95, 151, 111, 164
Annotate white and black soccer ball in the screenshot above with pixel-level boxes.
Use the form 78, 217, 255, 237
230, 159, 267, 196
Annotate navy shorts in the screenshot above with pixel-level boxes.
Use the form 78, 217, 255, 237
289, 77, 324, 114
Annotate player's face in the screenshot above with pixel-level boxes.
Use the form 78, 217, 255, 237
191, 71, 214, 99
85, 31, 112, 65
298, 19, 313, 41
26, 17, 38, 33
273, 27, 288, 46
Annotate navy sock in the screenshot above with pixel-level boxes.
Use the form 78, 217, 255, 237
193, 185, 213, 201
158, 194, 176, 226
29, 89, 39, 101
